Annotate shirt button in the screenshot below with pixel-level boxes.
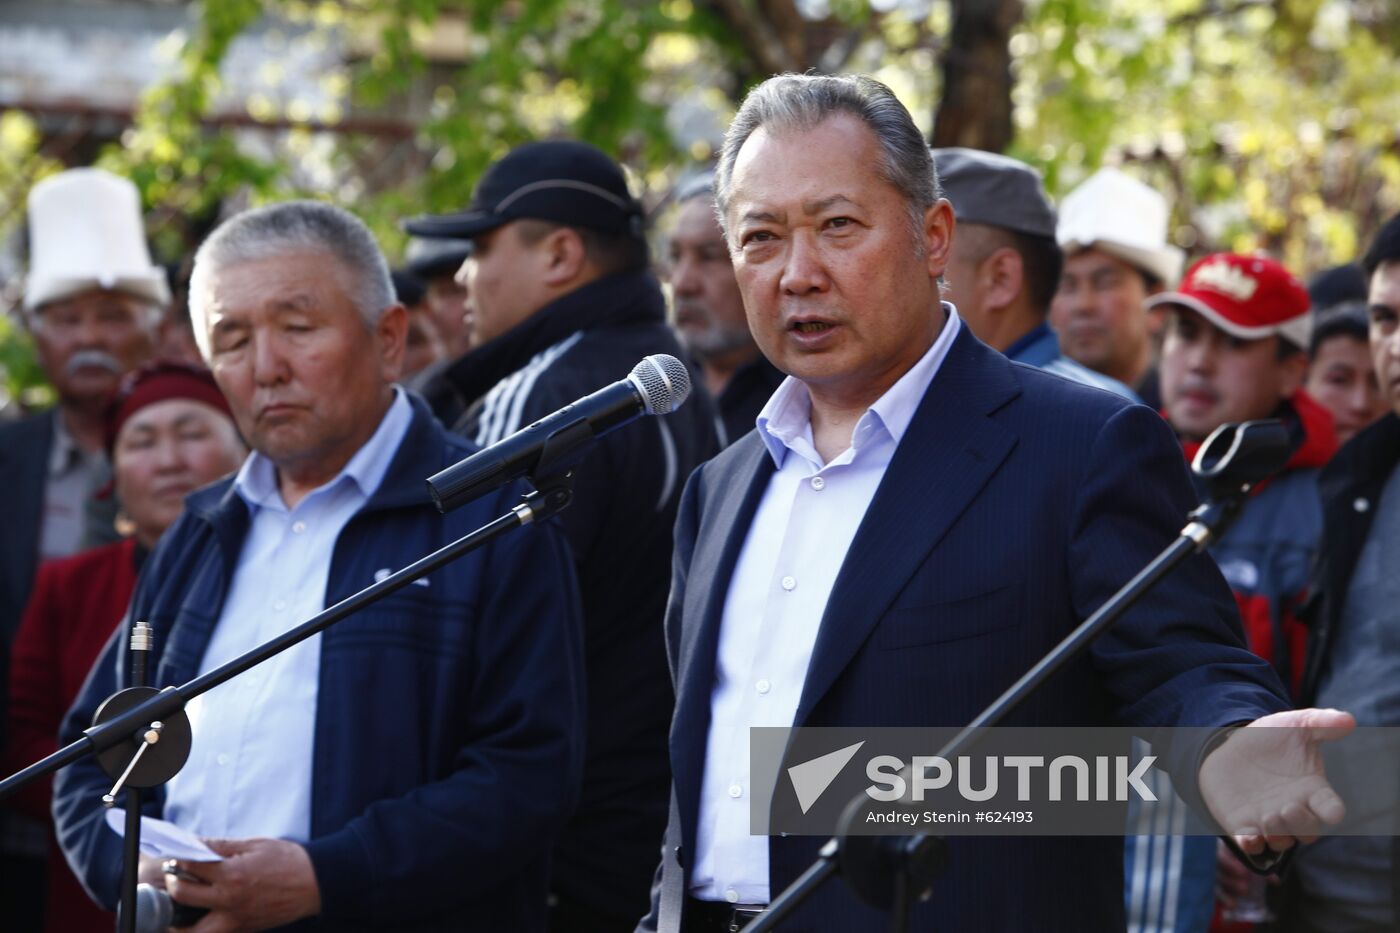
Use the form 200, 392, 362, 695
273, 600, 287, 611
725, 888, 740, 904
292, 521, 307, 534
781, 576, 796, 591
728, 783, 743, 798
1354, 497, 1370, 513
810, 476, 825, 491
756, 679, 771, 695
217, 753, 230, 766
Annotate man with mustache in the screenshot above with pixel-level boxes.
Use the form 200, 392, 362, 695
0, 167, 163, 927
667, 173, 784, 447
52, 201, 584, 932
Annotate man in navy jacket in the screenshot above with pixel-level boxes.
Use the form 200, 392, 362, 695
53, 202, 585, 932
641, 74, 1353, 933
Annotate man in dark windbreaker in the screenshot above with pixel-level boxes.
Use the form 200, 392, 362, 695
1155, 252, 1334, 698
407, 141, 721, 933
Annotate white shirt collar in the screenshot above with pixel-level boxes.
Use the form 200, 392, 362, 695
755, 304, 962, 469
234, 387, 413, 513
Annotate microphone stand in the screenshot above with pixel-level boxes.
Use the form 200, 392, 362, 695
744, 420, 1293, 933
0, 472, 577, 933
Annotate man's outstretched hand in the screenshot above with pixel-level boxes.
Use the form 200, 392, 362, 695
1199, 708, 1356, 857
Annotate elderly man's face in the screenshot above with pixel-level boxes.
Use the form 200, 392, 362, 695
30, 288, 160, 406
668, 197, 752, 361
725, 114, 953, 405
200, 250, 405, 475
1370, 260, 1400, 418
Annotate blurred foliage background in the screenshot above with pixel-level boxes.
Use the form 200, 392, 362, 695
3, 0, 1399, 404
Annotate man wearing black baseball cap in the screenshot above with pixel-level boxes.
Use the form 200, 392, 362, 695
407, 139, 720, 933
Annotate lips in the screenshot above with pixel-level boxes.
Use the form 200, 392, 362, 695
151, 482, 196, 500
257, 402, 304, 422
1178, 389, 1218, 408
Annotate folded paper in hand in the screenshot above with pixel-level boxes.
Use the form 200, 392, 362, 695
104, 811, 224, 862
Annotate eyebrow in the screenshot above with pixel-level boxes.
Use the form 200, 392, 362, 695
802, 194, 857, 214
739, 195, 859, 226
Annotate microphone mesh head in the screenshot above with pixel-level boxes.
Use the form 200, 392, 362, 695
630, 354, 692, 414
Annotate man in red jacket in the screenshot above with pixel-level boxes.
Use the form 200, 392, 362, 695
1155, 253, 1334, 697
1155, 254, 1336, 924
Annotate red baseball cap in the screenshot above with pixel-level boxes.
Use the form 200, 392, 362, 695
1146, 253, 1312, 349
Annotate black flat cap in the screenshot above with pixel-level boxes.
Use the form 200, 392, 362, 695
405, 140, 643, 241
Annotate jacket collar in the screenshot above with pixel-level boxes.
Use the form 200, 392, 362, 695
187, 392, 451, 538
442, 268, 665, 409
1320, 410, 1400, 500
1175, 390, 1339, 488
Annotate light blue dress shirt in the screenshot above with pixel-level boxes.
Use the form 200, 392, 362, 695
163, 388, 414, 843
692, 306, 962, 905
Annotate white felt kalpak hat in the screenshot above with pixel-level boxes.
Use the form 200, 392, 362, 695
24, 168, 170, 311
1056, 167, 1186, 287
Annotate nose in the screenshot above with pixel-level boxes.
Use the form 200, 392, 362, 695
250, 330, 291, 387
454, 257, 473, 290
671, 254, 702, 297
779, 233, 829, 296
73, 311, 105, 349
1182, 336, 1216, 374
152, 434, 184, 472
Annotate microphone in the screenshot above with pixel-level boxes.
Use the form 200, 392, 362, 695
427, 353, 692, 512
122, 883, 208, 932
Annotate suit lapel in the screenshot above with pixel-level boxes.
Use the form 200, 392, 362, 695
670, 435, 774, 858
794, 330, 1021, 725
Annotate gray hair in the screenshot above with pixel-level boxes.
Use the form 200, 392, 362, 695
188, 200, 394, 358
674, 170, 716, 205
714, 74, 941, 246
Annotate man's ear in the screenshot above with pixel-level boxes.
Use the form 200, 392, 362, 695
1277, 345, 1309, 399
375, 303, 409, 384
540, 227, 589, 287
924, 199, 957, 280
981, 248, 1024, 314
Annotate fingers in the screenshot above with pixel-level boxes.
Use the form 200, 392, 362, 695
1297, 707, 1357, 741
1233, 829, 1265, 856
1215, 847, 1251, 905
201, 837, 244, 857
166, 872, 219, 910
189, 911, 238, 933
1309, 783, 1347, 825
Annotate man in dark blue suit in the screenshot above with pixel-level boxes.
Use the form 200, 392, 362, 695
640, 74, 1353, 932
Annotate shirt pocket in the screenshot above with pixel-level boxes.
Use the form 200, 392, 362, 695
875, 582, 1024, 649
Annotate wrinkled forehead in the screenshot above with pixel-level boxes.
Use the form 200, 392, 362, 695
725, 116, 886, 223
200, 251, 350, 318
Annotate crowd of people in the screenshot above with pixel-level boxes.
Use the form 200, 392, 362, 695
0, 71, 1396, 933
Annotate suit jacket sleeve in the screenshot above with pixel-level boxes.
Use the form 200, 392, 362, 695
1073, 404, 1290, 809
